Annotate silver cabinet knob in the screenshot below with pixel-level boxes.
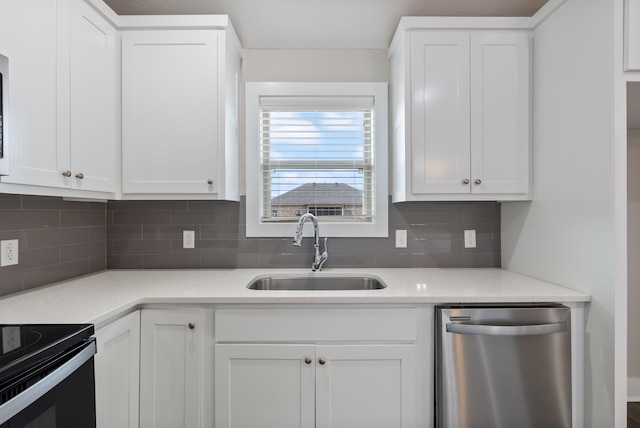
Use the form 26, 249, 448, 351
304, 357, 312, 365
474, 179, 482, 185
462, 179, 470, 185
207, 179, 213, 185
188, 322, 196, 330
75, 172, 84, 180
62, 170, 72, 178
318, 357, 326, 365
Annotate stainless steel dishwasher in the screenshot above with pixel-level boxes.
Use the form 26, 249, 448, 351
435, 304, 572, 428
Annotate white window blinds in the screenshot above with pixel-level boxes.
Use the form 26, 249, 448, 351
259, 96, 375, 222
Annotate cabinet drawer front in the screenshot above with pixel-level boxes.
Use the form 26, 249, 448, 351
215, 308, 417, 342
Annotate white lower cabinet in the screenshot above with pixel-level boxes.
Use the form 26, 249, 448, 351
139, 309, 206, 428
214, 307, 418, 428
94, 311, 141, 428
215, 344, 416, 428
95, 306, 420, 428
215, 344, 316, 428
315, 344, 416, 428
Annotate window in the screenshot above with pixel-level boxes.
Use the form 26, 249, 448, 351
308, 206, 343, 216
261, 99, 372, 222
246, 83, 388, 237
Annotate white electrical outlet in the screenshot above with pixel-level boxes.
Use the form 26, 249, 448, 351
395, 230, 408, 248
0, 239, 18, 267
464, 230, 477, 249
183, 231, 195, 249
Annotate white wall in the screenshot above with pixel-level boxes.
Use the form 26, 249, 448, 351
501, 0, 616, 425
628, 84, 640, 398
238, 49, 390, 194
628, 128, 640, 385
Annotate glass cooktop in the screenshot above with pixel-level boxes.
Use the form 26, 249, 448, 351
0, 324, 94, 383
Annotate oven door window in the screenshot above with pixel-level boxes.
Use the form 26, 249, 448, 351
0, 344, 96, 428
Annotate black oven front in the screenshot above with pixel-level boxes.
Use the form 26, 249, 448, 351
0, 325, 96, 428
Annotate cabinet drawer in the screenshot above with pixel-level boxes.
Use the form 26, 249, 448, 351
215, 308, 417, 342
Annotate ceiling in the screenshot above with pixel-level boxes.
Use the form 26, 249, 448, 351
102, 0, 549, 49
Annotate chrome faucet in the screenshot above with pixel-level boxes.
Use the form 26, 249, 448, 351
292, 213, 328, 271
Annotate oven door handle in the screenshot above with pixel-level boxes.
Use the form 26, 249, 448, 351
0, 339, 96, 425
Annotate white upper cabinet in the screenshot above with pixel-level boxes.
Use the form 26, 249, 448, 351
625, 0, 640, 71
390, 18, 531, 201
0, 0, 60, 189
121, 17, 241, 200
0, 0, 118, 195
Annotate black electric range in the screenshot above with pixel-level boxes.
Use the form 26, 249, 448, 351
0, 324, 96, 427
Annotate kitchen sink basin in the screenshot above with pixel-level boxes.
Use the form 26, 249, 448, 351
246, 275, 387, 291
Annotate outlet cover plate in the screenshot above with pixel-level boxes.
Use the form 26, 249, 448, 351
183, 231, 195, 249
464, 230, 477, 249
0, 239, 18, 267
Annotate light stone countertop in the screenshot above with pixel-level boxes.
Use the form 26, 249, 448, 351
0, 268, 590, 327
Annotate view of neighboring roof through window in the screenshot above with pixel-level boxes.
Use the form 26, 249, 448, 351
260, 103, 373, 223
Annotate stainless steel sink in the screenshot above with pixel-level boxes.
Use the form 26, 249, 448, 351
246, 275, 387, 291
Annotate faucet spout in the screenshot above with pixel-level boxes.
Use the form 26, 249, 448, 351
292, 213, 329, 271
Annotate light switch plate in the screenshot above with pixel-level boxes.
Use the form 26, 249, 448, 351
183, 231, 195, 249
395, 230, 407, 248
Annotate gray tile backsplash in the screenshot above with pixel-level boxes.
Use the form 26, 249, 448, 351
107, 197, 501, 270
0, 194, 500, 297
0, 194, 107, 296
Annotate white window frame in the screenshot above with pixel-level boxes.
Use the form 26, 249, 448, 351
245, 82, 388, 238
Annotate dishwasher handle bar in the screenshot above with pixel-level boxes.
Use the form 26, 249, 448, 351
446, 321, 567, 336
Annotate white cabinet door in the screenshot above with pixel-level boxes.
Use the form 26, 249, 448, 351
625, 0, 640, 71
94, 311, 141, 428
68, 0, 117, 192
470, 31, 530, 194
315, 345, 416, 428
410, 32, 471, 194
122, 30, 220, 194
140, 309, 204, 428
0, 0, 61, 187
215, 344, 316, 428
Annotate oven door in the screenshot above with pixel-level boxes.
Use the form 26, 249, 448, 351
0, 338, 96, 428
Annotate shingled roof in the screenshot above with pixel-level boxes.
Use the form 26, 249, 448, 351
271, 183, 363, 206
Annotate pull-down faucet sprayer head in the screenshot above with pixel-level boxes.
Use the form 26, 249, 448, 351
292, 213, 328, 271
